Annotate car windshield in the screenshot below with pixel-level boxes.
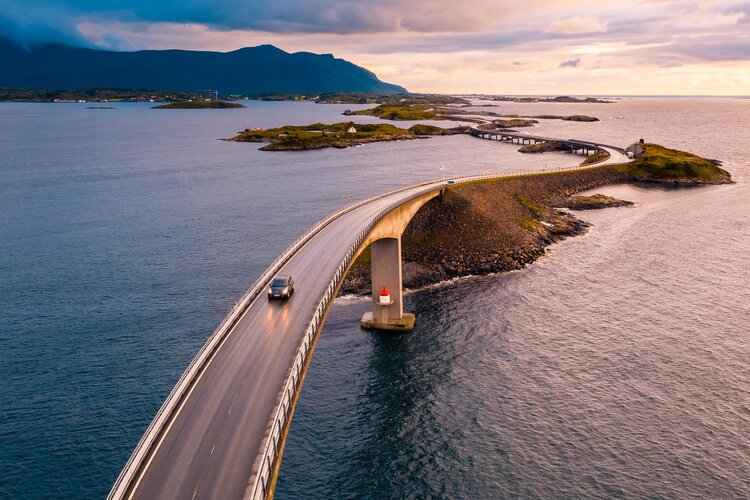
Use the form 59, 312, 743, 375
271, 279, 287, 287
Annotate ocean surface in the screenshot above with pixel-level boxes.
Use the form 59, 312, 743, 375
0, 98, 748, 498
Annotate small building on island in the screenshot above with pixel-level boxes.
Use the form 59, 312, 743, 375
625, 140, 645, 159
347, 126, 357, 134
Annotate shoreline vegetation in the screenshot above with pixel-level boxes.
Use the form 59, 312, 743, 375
152, 100, 245, 109
0, 88, 204, 103
340, 144, 731, 295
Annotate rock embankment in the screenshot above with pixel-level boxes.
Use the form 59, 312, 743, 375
340, 144, 732, 295
341, 167, 627, 294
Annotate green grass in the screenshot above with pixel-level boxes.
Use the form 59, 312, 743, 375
353, 105, 441, 120
614, 144, 728, 182
408, 124, 445, 135
492, 118, 537, 128
232, 122, 412, 150
581, 150, 610, 165
516, 217, 538, 231
515, 194, 545, 217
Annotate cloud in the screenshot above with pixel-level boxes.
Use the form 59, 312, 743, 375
560, 58, 582, 68
0, 1, 91, 47
691, 10, 746, 28
0, 0, 520, 46
1, 0, 749, 95
546, 15, 609, 35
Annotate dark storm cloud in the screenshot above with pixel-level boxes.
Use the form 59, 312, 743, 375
0, 1, 92, 47
0, 0, 500, 46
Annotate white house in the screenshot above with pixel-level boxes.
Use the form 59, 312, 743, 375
625, 141, 645, 159
347, 126, 357, 134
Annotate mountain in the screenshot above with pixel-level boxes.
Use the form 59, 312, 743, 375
0, 38, 407, 95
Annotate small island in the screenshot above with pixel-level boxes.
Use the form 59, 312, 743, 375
517, 142, 611, 165
518, 140, 570, 154
352, 104, 441, 120
500, 114, 599, 122
152, 100, 245, 109
229, 122, 463, 151
566, 194, 634, 210
488, 95, 614, 104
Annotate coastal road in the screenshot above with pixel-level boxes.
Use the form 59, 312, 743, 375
122, 179, 449, 500
112, 135, 628, 500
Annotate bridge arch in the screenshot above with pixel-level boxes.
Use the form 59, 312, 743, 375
347, 188, 443, 332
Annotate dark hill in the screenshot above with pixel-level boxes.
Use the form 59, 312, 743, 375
0, 38, 407, 95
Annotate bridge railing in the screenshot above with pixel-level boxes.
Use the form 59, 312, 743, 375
244, 158, 628, 499
109, 174, 462, 500
112, 148, 628, 499
247, 183, 458, 499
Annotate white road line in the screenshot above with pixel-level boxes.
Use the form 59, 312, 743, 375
127, 284, 269, 498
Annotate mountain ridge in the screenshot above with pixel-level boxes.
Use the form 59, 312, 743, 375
0, 38, 407, 95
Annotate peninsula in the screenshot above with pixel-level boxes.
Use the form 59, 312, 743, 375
341, 143, 731, 294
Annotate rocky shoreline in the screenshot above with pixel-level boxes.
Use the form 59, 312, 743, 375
566, 194, 634, 210
340, 155, 730, 295
340, 167, 625, 294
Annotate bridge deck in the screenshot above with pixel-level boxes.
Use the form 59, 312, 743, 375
124, 181, 445, 499
113, 137, 628, 500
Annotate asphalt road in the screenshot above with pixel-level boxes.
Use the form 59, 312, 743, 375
128, 180, 446, 500
121, 140, 627, 500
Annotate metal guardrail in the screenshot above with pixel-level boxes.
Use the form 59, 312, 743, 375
111, 154, 625, 500
244, 159, 624, 499
108, 176, 469, 500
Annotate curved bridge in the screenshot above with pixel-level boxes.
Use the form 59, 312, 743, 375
110, 142, 628, 500
470, 124, 627, 158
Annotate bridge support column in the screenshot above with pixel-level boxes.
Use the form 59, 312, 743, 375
361, 237, 415, 333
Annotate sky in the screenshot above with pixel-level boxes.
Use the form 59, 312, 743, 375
2, 0, 749, 95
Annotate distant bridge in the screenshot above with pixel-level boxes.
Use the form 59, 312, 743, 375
109, 135, 627, 500
470, 124, 626, 156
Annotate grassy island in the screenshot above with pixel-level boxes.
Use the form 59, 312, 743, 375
581, 150, 611, 165
489, 95, 614, 104
501, 114, 599, 122
231, 122, 417, 150
615, 144, 731, 184
518, 141, 569, 154
317, 93, 468, 105
152, 101, 245, 109
352, 104, 441, 120
230, 122, 465, 151
568, 194, 634, 210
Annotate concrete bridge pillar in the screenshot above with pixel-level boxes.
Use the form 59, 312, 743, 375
360, 237, 416, 333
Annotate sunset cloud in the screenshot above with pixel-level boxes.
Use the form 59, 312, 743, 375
1, 0, 749, 95
546, 16, 609, 35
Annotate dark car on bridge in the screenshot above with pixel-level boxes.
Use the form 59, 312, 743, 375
268, 275, 294, 300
